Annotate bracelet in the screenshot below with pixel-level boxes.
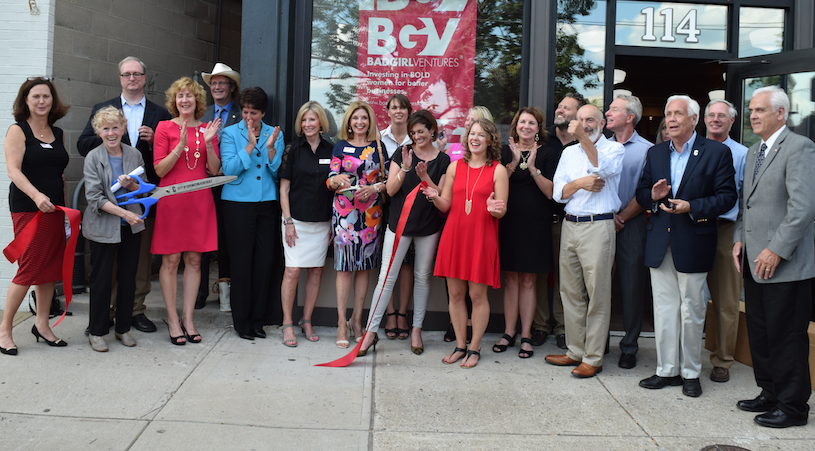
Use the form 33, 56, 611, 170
532, 169, 542, 177
375, 183, 381, 194
397, 172, 403, 182
283, 217, 294, 225
172, 151, 181, 158
400, 163, 411, 172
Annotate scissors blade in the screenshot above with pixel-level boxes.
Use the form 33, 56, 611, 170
150, 175, 237, 199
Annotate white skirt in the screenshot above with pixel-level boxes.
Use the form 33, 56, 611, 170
282, 218, 331, 268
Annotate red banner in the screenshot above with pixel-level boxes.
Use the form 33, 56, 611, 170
357, 0, 477, 134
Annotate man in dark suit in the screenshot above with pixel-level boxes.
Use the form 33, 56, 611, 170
635, 95, 736, 398
733, 86, 815, 428
195, 63, 241, 310
77, 56, 172, 333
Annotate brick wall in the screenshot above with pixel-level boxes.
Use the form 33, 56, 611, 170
0, 0, 241, 308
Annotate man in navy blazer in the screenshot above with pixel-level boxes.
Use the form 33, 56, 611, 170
635, 95, 736, 398
77, 57, 172, 334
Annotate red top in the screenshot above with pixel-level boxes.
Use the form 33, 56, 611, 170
151, 120, 219, 254
434, 159, 500, 288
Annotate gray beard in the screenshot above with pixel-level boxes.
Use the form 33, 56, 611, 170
588, 129, 601, 142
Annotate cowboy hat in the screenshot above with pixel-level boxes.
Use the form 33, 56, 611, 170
202, 63, 240, 91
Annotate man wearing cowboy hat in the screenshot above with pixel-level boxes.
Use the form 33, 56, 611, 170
196, 63, 241, 309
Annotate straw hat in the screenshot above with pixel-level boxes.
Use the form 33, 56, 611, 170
202, 63, 240, 91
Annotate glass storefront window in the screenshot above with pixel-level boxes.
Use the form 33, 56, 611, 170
615, 1, 727, 51
738, 7, 785, 58
557, 0, 606, 107
308, 0, 522, 142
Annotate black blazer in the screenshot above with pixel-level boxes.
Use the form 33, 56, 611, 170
636, 134, 736, 273
77, 96, 172, 185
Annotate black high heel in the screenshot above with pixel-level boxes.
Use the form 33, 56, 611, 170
180, 323, 202, 343
358, 333, 379, 356
31, 325, 67, 347
443, 323, 455, 342
518, 337, 534, 359
0, 345, 18, 356
384, 311, 398, 340
492, 333, 516, 353
163, 320, 186, 346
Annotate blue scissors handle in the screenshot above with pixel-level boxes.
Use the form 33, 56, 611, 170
116, 175, 156, 222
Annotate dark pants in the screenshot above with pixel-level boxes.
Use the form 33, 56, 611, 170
89, 227, 141, 336
198, 185, 230, 299
614, 213, 651, 354
223, 200, 276, 335
743, 267, 812, 419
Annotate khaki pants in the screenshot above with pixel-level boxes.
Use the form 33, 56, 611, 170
706, 220, 742, 369
560, 218, 615, 367
533, 218, 565, 335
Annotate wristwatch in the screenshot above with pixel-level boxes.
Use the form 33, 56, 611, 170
532, 169, 542, 177
283, 216, 294, 225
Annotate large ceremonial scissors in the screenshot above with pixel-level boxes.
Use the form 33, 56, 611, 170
116, 175, 236, 220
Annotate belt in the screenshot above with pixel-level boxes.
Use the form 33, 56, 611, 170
565, 213, 614, 223
552, 214, 563, 224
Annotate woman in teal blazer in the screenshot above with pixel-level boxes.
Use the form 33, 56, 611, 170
220, 87, 284, 340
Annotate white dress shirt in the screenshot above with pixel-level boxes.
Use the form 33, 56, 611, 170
380, 125, 412, 158
553, 134, 625, 216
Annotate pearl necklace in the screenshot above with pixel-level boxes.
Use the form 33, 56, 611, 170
184, 126, 201, 170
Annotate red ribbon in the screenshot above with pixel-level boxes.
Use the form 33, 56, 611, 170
4, 206, 81, 326
317, 182, 427, 367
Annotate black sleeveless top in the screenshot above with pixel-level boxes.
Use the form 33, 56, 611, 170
9, 121, 69, 212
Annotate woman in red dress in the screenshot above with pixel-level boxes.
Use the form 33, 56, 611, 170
152, 77, 221, 345
423, 119, 508, 368
1, 78, 70, 355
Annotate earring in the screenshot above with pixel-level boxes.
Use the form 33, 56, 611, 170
535, 133, 539, 142
431, 132, 436, 140
347, 127, 352, 134
319, 128, 323, 134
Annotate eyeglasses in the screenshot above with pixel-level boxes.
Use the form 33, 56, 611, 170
705, 113, 730, 120
27, 76, 52, 81
120, 72, 145, 79
210, 81, 232, 87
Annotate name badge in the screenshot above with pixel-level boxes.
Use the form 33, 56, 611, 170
452, 150, 461, 154
318, 158, 331, 164
343, 147, 356, 153
40, 143, 53, 149
199, 126, 207, 133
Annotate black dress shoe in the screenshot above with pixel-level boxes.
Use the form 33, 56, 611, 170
639, 374, 683, 389
754, 408, 807, 428
737, 394, 776, 413
238, 331, 255, 340
194, 295, 207, 310
618, 353, 636, 369
131, 314, 157, 333
682, 378, 702, 397
530, 329, 548, 347
556, 334, 567, 349
252, 328, 266, 339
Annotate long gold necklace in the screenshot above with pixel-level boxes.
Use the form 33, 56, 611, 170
464, 163, 486, 215
184, 125, 201, 170
518, 151, 531, 170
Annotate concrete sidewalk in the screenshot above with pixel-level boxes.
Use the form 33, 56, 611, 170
0, 280, 812, 451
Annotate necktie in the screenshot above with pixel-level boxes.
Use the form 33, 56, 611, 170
216, 107, 224, 139
753, 143, 767, 181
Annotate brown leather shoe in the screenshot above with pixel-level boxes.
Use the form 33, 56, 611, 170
572, 362, 603, 378
710, 366, 730, 383
545, 354, 580, 366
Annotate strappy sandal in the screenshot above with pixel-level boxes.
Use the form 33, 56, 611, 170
518, 337, 534, 359
396, 312, 409, 340
180, 323, 202, 343
461, 349, 481, 369
281, 324, 297, 347
492, 333, 516, 353
442, 347, 467, 364
384, 311, 398, 340
298, 318, 319, 342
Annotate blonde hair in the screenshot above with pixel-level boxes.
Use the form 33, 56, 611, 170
338, 101, 378, 141
91, 105, 127, 134
469, 106, 493, 123
463, 119, 502, 165
165, 77, 207, 119
294, 101, 329, 137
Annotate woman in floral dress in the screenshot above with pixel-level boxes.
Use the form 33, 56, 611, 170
326, 101, 388, 348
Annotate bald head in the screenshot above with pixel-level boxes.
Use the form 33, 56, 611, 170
577, 104, 605, 142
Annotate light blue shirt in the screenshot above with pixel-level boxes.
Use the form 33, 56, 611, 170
120, 94, 145, 147
669, 131, 696, 197
611, 130, 652, 211
717, 136, 747, 221
215, 100, 233, 125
